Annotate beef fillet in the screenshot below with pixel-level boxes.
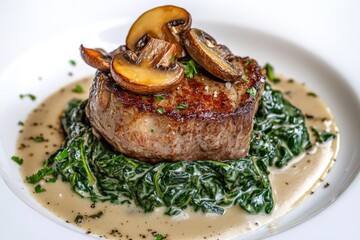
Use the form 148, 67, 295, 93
86, 57, 265, 163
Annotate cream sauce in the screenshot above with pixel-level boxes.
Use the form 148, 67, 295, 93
17, 76, 339, 240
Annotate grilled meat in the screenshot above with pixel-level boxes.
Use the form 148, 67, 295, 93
86, 56, 265, 162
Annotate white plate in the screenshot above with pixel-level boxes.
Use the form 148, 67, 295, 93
0, 1, 359, 240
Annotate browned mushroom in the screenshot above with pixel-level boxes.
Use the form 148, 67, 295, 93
126, 5, 191, 58
183, 28, 242, 82
80, 45, 112, 71
109, 45, 127, 57
111, 38, 184, 95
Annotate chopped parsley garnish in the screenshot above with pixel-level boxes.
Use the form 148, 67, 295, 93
176, 102, 188, 110
242, 77, 250, 83
69, 59, 77, 66
265, 63, 275, 80
154, 234, 165, 240
26, 168, 54, 184
244, 69, 249, 73
181, 59, 198, 78
154, 95, 165, 101
264, 63, 281, 83
11, 156, 23, 165
19, 94, 36, 101
18, 121, 24, 126
72, 85, 84, 93
34, 184, 46, 193
245, 60, 252, 66
33, 136, 45, 143
311, 127, 335, 143
150, 128, 154, 133
157, 108, 165, 114
246, 88, 257, 98
307, 92, 317, 97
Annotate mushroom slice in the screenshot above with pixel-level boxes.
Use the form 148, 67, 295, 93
183, 28, 242, 82
126, 5, 191, 58
137, 37, 178, 68
109, 45, 127, 57
80, 45, 111, 71
111, 39, 184, 95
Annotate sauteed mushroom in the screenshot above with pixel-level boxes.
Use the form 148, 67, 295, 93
183, 28, 242, 82
111, 38, 184, 95
80, 45, 111, 71
126, 5, 191, 58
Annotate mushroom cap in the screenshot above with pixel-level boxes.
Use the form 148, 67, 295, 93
80, 45, 111, 71
126, 5, 191, 58
183, 28, 242, 82
111, 38, 185, 95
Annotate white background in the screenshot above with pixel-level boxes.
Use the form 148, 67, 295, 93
0, 0, 359, 239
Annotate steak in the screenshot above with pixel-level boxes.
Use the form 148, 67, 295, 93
86, 57, 265, 163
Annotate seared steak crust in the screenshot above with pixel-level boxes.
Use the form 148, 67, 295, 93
86, 57, 265, 162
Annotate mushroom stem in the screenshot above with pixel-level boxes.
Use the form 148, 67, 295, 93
137, 37, 177, 68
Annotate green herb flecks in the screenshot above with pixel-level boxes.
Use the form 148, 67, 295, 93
311, 127, 335, 143
11, 156, 23, 165
272, 78, 281, 83
307, 92, 318, 97
35, 184, 46, 193
246, 88, 257, 98
18, 121, 24, 126
154, 95, 165, 101
26, 168, 54, 184
72, 85, 84, 93
154, 234, 165, 240
265, 63, 281, 83
176, 102, 189, 110
69, 59, 77, 66
157, 107, 165, 114
33, 136, 45, 143
242, 77, 250, 83
181, 59, 198, 78
20, 94, 36, 101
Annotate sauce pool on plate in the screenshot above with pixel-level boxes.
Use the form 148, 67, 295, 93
17, 76, 339, 240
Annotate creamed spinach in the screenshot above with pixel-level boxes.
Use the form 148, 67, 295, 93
27, 81, 312, 216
